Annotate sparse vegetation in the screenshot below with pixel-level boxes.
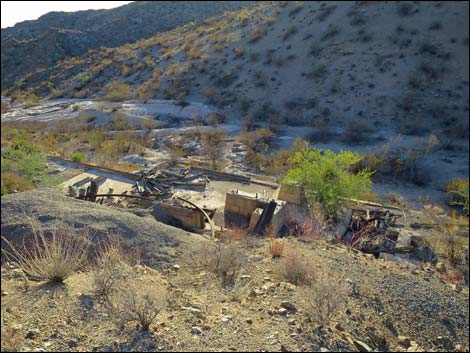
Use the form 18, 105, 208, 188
109, 280, 167, 331
275, 246, 313, 285
104, 81, 132, 102
1, 221, 90, 283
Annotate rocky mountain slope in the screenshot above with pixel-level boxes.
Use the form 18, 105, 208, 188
1, 1, 256, 89
3, 1, 469, 138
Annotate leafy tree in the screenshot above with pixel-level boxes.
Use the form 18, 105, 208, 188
284, 146, 374, 219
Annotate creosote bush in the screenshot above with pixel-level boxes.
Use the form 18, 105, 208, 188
109, 280, 167, 331
298, 266, 349, 327
275, 246, 313, 285
184, 238, 244, 287
1, 221, 90, 283
104, 81, 132, 102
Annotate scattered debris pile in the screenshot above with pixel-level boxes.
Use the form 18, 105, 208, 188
341, 204, 437, 265
133, 167, 208, 198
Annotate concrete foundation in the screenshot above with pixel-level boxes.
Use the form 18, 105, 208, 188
153, 201, 205, 229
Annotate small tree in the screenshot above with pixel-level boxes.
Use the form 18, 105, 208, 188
285, 147, 373, 219
202, 128, 226, 170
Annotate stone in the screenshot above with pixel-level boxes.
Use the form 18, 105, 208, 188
221, 316, 233, 323
396, 232, 412, 247
249, 289, 264, 297
435, 262, 446, 273
434, 336, 454, 351
412, 244, 438, 264
246, 318, 253, 324
67, 340, 78, 348
278, 308, 288, 316
172, 264, 180, 271
398, 335, 411, 348
287, 318, 296, 326
191, 327, 202, 335
281, 301, 297, 311
25, 330, 39, 339
353, 339, 372, 352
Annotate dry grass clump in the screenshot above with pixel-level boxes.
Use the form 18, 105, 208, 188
275, 246, 313, 285
0, 326, 23, 352
109, 280, 167, 331
298, 266, 349, 327
1, 221, 90, 283
297, 217, 329, 241
267, 239, 285, 258
92, 238, 129, 297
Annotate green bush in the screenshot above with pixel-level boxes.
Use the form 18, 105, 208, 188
71, 152, 86, 163
284, 146, 374, 218
447, 179, 469, 216
1, 141, 47, 194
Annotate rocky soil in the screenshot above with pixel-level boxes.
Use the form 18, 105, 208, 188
1, 234, 468, 352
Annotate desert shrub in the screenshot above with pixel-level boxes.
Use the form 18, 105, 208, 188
267, 239, 284, 258
1, 173, 33, 195
110, 111, 130, 130
140, 119, 158, 130
297, 217, 330, 241
275, 246, 313, 285
1, 141, 48, 194
1, 222, 90, 283
285, 147, 373, 218
1, 326, 23, 352
71, 152, 86, 163
202, 128, 226, 170
185, 239, 244, 286
136, 82, 158, 102
446, 179, 469, 215
298, 266, 349, 327
342, 118, 374, 144
249, 27, 266, 43
105, 81, 132, 102
262, 138, 309, 182
152, 68, 164, 80
167, 145, 185, 167
122, 65, 132, 76
110, 280, 167, 331
425, 210, 468, 267
93, 238, 128, 297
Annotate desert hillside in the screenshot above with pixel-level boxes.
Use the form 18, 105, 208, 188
1, 1, 256, 89
3, 1, 469, 137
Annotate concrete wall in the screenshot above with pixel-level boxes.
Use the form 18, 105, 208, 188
277, 183, 305, 205
153, 202, 205, 229
224, 192, 267, 218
